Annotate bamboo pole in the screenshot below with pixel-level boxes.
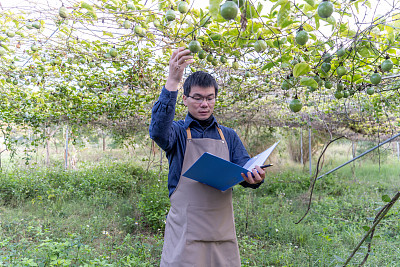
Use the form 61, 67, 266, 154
65, 125, 69, 170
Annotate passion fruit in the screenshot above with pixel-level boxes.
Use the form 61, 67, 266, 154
381, 59, 393, 72
370, 72, 381, 85
254, 39, 267, 53
336, 66, 346, 77
220, 0, 239, 20
188, 40, 201, 53
178, 1, 189, 14
109, 47, 118, 58
318, 0, 334, 18
59, 6, 68, 18
165, 9, 176, 21
295, 30, 308, 46
198, 50, 207, 59
289, 98, 302, 113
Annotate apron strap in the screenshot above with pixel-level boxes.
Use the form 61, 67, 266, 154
217, 127, 226, 142
186, 126, 226, 142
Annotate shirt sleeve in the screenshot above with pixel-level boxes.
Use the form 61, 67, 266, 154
149, 87, 179, 152
229, 130, 264, 189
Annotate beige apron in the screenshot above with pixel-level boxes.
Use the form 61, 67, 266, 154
160, 126, 241, 267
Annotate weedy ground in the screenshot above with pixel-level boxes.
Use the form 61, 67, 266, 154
0, 141, 399, 266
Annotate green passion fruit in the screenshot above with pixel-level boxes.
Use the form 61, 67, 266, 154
220, 55, 227, 64
109, 48, 118, 57
321, 62, 331, 73
198, 50, 207, 59
289, 98, 303, 113
281, 80, 292, 90
59, 6, 68, 18
336, 66, 347, 77
188, 40, 201, 53
232, 61, 239, 70
220, 0, 239, 20
334, 90, 343, 99
324, 80, 333, 89
336, 82, 344, 91
318, 0, 334, 18
165, 9, 176, 21
370, 72, 381, 85
254, 39, 267, 53
178, 1, 189, 13
381, 59, 393, 72
295, 30, 308, 46
124, 20, 132, 29
134, 25, 145, 37
336, 47, 346, 57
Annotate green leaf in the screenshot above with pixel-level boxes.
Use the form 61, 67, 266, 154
262, 62, 275, 71
300, 77, 318, 88
277, 1, 291, 27
257, 2, 263, 14
293, 63, 311, 77
209, 0, 223, 19
362, 225, 371, 231
81, 1, 94, 11
358, 47, 370, 57
88, 10, 98, 20
353, 75, 364, 83
271, 0, 287, 12
246, 2, 260, 19
102, 31, 114, 37
304, 0, 315, 7
323, 16, 336, 26
302, 23, 314, 31
314, 16, 320, 30
382, 194, 391, 202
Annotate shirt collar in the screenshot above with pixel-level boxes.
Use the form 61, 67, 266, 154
183, 113, 218, 129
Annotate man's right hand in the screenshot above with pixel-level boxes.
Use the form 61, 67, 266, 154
165, 47, 194, 91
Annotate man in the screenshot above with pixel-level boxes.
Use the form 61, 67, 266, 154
149, 47, 266, 267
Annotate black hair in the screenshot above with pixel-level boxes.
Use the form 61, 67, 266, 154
183, 71, 218, 96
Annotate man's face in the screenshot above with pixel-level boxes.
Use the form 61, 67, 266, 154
183, 85, 216, 120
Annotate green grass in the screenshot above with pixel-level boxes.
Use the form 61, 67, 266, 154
0, 145, 399, 266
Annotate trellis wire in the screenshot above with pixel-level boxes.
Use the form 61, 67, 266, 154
316, 132, 400, 181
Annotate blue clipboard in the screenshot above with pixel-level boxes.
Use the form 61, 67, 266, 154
182, 142, 279, 191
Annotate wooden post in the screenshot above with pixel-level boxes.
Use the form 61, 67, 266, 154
352, 141, 356, 177
103, 134, 106, 151
300, 127, 303, 165
397, 142, 399, 161
65, 125, 69, 170
309, 126, 312, 176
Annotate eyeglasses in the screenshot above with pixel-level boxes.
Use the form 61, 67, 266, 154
187, 95, 216, 104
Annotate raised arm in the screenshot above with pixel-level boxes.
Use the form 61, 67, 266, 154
149, 48, 194, 151
165, 47, 194, 91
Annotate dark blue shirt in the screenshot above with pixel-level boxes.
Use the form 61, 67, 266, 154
149, 87, 261, 197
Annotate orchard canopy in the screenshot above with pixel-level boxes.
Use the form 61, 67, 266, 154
0, 0, 399, 148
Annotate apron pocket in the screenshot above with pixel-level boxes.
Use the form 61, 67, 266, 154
186, 203, 236, 242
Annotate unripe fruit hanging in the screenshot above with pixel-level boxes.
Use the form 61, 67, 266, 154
295, 30, 308, 46
165, 9, 176, 21
220, 1, 239, 20
318, 0, 334, 18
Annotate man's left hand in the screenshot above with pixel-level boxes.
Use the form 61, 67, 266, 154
241, 166, 265, 184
